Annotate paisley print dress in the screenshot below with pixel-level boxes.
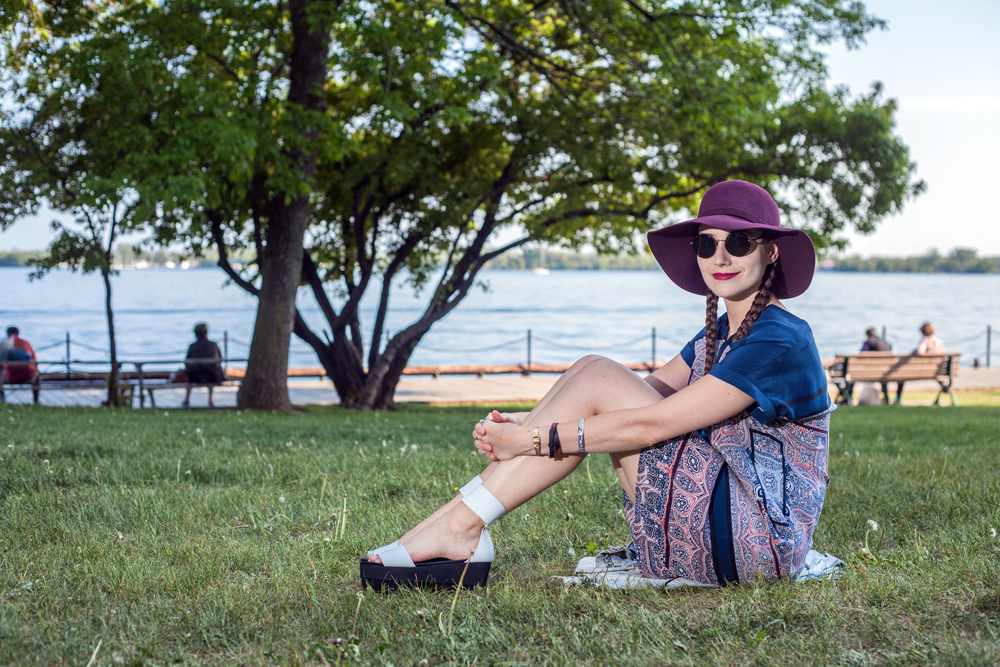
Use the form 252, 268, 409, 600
624, 307, 832, 585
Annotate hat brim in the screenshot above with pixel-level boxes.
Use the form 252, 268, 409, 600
647, 215, 816, 299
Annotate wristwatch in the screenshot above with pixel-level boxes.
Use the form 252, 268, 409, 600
532, 427, 541, 456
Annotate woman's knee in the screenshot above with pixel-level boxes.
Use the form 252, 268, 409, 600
578, 355, 631, 379
571, 354, 606, 371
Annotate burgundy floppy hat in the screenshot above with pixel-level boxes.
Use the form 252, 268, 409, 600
647, 180, 816, 299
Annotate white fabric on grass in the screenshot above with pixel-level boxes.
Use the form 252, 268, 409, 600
550, 549, 844, 589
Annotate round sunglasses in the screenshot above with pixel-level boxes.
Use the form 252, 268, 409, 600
691, 231, 764, 259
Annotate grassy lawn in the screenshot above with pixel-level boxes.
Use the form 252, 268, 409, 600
1, 400, 998, 666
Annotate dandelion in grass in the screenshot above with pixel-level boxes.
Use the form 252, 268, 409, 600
410, 444, 418, 451
863, 519, 879, 562
279, 496, 286, 503
991, 528, 997, 539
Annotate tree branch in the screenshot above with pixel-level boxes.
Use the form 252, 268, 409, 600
209, 210, 260, 296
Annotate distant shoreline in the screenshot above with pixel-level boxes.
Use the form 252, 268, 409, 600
3, 249, 998, 274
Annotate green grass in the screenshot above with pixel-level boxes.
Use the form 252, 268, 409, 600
1, 401, 998, 666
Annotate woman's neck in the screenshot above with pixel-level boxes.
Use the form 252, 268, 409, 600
722, 293, 782, 333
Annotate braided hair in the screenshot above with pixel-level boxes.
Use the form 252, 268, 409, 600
703, 292, 720, 374
702, 260, 777, 373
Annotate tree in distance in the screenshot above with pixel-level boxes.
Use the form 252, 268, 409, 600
0, 15, 163, 406
2, 0, 925, 410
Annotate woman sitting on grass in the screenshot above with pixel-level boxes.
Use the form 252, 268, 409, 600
362, 180, 832, 590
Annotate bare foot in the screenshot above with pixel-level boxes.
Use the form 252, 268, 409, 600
369, 503, 485, 564
393, 492, 465, 545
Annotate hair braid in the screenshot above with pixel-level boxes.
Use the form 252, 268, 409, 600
703, 292, 719, 373
733, 262, 776, 341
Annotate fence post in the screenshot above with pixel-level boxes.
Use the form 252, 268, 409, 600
651, 327, 656, 370
881, 325, 887, 341
987, 324, 992, 368
526, 329, 532, 376
224, 331, 229, 370
65, 332, 71, 379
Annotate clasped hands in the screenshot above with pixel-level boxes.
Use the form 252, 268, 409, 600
472, 410, 531, 462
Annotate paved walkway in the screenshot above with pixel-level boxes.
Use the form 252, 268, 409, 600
3, 368, 1000, 409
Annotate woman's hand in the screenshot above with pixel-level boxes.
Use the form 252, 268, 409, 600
482, 409, 527, 425
473, 419, 531, 462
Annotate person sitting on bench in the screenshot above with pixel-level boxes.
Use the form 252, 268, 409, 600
852, 327, 892, 404
894, 322, 946, 405
1, 327, 40, 403
182, 323, 225, 408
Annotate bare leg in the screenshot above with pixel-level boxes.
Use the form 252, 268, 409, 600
208, 386, 215, 408
375, 357, 664, 564
183, 386, 192, 407
383, 355, 614, 546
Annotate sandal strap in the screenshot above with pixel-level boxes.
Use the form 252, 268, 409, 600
459, 474, 483, 497
378, 543, 416, 568
461, 485, 506, 525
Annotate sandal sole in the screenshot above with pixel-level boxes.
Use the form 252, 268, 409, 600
359, 558, 491, 592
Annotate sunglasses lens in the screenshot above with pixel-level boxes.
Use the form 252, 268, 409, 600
725, 232, 753, 257
692, 234, 716, 258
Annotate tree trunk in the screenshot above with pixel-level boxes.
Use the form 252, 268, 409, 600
236, 0, 332, 411
326, 334, 367, 406
238, 211, 303, 411
101, 267, 120, 407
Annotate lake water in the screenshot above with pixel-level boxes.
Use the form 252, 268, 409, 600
1, 267, 997, 372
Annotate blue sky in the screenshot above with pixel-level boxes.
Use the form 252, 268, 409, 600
825, 0, 1000, 256
2, 0, 998, 257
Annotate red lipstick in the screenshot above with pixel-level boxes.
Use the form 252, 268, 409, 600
712, 272, 738, 280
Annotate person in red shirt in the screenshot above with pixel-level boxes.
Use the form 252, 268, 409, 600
1, 327, 40, 403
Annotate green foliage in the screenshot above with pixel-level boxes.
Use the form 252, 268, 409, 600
1, 0, 926, 405
833, 248, 1000, 273
0, 402, 998, 664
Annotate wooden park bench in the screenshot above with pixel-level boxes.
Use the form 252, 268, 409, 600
0, 367, 133, 404
135, 364, 333, 407
827, 351, 961, 406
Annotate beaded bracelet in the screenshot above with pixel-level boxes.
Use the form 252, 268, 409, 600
578, 418, 586, 453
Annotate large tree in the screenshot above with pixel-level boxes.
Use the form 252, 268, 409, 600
3, 0, 340, 410
3, 0, 924, 410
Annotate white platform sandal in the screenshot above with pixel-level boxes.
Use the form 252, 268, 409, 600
359, 484, 505, 592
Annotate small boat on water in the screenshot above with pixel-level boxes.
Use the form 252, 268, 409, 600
531, 246, 550, 275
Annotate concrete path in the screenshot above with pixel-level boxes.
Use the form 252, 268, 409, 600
3, 368, 999, 409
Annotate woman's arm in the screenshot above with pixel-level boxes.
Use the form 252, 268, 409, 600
477, 374, 755, 461
643, 353, 691, 398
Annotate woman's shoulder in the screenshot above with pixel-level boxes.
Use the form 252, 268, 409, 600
748, 305, 815, 343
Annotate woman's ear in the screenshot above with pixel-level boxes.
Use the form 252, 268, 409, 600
768, 241, 780, 265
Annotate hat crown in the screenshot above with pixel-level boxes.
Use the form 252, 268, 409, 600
698, 180, 781, 228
